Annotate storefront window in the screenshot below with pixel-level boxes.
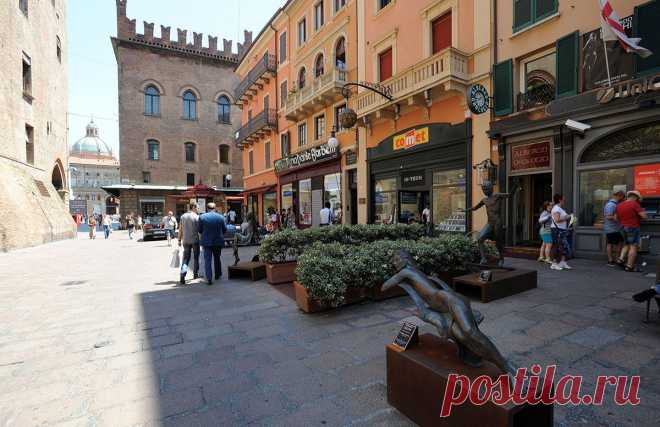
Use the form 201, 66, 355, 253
281, 184, 294, 212
579, 168, 628, 227
374, 177, 397, 224
263, 192, 277, 225
324, 173, 341, 224
433, 169, 467, 231
299, 179, 312, 225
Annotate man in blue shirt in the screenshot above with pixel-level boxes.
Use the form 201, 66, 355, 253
603, 190, 625, 267
198, 203, 227, 285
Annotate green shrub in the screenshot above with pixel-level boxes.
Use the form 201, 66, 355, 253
295, 234, 484, 306
257, 223, 427, 263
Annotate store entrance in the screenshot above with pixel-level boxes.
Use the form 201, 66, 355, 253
510, 173, 552, 246
399, 191, 430, 224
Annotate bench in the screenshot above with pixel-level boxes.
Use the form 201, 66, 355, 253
228, 262, 266, 281
452, 269, 537, 303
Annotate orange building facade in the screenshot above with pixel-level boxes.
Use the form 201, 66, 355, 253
488, 0, 660, 258
354, 0, 493, 230
236, 0, 359, 227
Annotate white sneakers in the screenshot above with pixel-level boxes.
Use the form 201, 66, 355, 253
550, 261, 573, 271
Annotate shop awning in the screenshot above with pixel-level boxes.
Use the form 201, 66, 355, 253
101, 184, 244, 198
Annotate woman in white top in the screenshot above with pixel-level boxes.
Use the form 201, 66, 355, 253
550, 194, 572, 270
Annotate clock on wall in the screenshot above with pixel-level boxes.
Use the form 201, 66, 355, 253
467, 84, 490, 115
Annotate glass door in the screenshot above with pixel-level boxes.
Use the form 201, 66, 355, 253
399, 191, 429, 224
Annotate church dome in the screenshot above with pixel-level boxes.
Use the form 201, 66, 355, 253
71, 120, 114, 158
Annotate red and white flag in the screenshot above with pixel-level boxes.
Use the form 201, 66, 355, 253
599, 0, 652, 58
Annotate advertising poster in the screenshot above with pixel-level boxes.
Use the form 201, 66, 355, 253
582, 15, 634, 91
634, 164, 660, 197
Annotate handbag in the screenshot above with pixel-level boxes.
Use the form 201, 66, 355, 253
170, 248, 181, 269
197, 247, 206, 278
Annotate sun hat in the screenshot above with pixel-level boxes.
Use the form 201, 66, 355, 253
627, 190, 642, 201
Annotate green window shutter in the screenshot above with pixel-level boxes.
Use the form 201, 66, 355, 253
535, 0, 557, 20
556, 31, 579, 98
513, 0, 532, 31
635, 0, 660, 75
493, 59, 513, 116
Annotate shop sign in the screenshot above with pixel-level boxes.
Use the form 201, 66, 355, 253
393, 127, 429, 151
511, 142, 551, 172
275, 143, 339, 174
69, 199, 87, 215
597, 73, 660, 104
401, 170, 426, 187
634, 164, 660, 197
345, 150, 357, 166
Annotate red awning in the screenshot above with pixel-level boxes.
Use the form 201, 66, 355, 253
180, 184, 220, 198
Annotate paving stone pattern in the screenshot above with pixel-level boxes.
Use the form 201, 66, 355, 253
0, 232, 659, 426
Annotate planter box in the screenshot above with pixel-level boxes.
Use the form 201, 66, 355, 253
367, 285, 407, 301
266, 261, 297, 285
293, 281, 365, 314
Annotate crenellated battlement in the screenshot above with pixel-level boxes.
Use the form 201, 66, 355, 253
115, 0, 252, 63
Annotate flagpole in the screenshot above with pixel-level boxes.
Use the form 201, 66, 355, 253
602, 35, 612, 87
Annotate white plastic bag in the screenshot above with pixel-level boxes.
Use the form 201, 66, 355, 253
170, 248, 181, 268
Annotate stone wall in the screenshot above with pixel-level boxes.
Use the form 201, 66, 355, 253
0, 0, 76, 251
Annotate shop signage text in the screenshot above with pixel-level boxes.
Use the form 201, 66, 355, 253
634, 164, 660, 198
597, 73, 660, 104
275, 143, 339, 174
511, 142, 551, 172
401, 170, 426, 187
393, 127, 429, 151
345, 150, 358, 166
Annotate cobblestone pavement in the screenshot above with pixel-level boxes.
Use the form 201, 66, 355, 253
0, 232, 659, 426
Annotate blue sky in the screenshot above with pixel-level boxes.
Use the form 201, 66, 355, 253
67, 0, 283, 154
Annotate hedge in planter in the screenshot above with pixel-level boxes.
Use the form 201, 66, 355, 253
257, 223, 428, 264
295, 234, 485, 307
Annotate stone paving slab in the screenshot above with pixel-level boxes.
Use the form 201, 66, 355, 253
0, 233, 659, 426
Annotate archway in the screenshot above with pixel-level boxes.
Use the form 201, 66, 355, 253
51, 160, 66, 201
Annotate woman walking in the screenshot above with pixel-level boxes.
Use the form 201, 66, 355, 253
538, 201, 553, 263
88, 216, 97, 240
550, 194, 573, 271
126, 213, 136, 240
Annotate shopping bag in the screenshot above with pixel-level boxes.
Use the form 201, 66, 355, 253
197, 247, 206, 278
170, 248, 181, 269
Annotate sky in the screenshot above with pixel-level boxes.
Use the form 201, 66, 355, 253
67, 0, 283, 155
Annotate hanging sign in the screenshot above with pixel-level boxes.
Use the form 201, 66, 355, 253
401, 170, 426, 187
467, 84, 490, 115
634, 164, 660, 198
393, 127, 429, 151
511, 141, 551, 172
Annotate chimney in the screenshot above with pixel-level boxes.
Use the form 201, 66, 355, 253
208, 36, 218, 52
161, 26, 171, 43
193, 32, 203, 49
144, 22, 154, 41
177, 29, 187, 46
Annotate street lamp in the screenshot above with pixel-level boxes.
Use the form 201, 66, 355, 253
226, 174, 232, 188
327, 130, 339, 149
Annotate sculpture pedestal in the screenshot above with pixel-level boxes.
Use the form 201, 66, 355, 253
386, 334, 553, 427
227, 262, 266, 281
452, 269, 537, 302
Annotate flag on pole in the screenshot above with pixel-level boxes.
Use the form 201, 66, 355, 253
599, 0, 652, 58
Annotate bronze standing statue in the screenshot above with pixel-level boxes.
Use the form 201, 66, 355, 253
382, 251, 517, 378
463, 181, 513, 267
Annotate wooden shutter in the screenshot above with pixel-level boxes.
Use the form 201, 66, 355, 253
432, 12, 452, 54
493, 59, 513, 116
556, 31, 579, 98
634, 1, 660, 75
535, 0, 556, 20
379, 48, 393, 82
513, 0, 532, 31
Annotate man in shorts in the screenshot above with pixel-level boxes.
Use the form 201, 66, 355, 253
616, 191, 647, 272
603, 190, 625, 267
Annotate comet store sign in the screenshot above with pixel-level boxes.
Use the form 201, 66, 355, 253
393, 127, 429, 151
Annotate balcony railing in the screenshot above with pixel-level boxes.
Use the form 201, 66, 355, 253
235, 108, 278, 146
354, 48, 469, 118
284, 67, 348, 121
235, 53, 277, 103
516, 84, 556, 112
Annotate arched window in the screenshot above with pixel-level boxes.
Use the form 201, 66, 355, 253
314, 54, 324, 78
298, 67, 306, 89
182, 90, 197, 120
219, 144, 230, 164
144, 86, 160, 116
335, 37, 346, 70
217, 95, 231, 124
147, 139, 160, 160
185, 142, 196, 162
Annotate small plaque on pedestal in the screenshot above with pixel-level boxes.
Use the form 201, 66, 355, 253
392, 321, 419, 351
